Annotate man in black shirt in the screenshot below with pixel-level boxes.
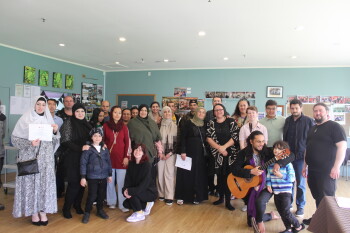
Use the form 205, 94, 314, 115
302, 103, 347, 225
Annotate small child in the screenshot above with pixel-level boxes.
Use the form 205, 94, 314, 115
266, 141, 305, 233
80, 127, 112, 224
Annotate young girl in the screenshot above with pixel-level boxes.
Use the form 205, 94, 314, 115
80, 128, 112, 224
122, 144, 157, 222
266, 141, 305, 233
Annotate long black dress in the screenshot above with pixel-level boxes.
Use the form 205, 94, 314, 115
175, 120, 208, 203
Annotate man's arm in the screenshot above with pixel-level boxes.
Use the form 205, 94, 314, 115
330, 140, 347, 179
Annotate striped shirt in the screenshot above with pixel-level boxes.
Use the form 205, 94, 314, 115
266, 163, 295, 194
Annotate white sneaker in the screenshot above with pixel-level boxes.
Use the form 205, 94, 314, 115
120, 207, 129, 213
109, 205, 116, 209
143, 201, 154, 216
177, 199, 184, 205
241, 205, 247, 212
126, 212, 145, 222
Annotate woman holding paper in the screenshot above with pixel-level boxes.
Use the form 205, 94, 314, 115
60, 103, 92, 219
175, 107, 208, 205
11, 96, 60, 225
157, 106, 177, 205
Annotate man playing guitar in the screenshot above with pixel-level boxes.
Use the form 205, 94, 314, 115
231, 131, 295, 233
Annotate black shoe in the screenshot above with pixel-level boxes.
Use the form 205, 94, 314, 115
97, 210, 109, 219
62, 209, 72, 219
165, 199, 173, 206
213, 198, 224, 205
225, 202, 235, 211
82, 212, 90, 224
32, 220, 41, 226
208, 190, 215, 196
292, 223, 305, 233
295, 208, 304, 217
302, 218, 312, 225
75, 206, 84, 215
0, 204, 4, 211
214, 191, 220, 197
159, 197, 165, 201
40, 220, 48, 226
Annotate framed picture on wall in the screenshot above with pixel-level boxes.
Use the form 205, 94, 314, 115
23, 66, 36, 84
65, 74, 74, 89
38, 70, 49, 87
53, 72, 63, 88
277, 105, 284, 116
267, 86, 283, 98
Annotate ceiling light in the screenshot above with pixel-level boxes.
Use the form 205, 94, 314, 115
198, 31, 206, 36
164, 59, 169, 62
290, 56, 297, 59
119, 37, 126, 42
115, 62, 120, 64
58, 43, 65, 47
223, 57, 229, 61
294, 26, 305, 31
333, 42, 340, 46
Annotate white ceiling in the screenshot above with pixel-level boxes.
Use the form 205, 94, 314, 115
1, 0, 350, 71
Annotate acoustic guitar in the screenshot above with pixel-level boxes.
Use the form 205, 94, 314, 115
227, 149, 290, 199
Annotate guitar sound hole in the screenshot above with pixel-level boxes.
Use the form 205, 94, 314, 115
244, 178, 253, 183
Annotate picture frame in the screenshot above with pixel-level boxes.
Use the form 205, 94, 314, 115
65, 74, 74, 89
38, 70, 49, 87
267, 86, 283, 98
53, 72, 63, 88
23, 66, 36, 84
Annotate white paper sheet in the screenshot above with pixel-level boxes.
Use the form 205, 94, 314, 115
335, 197, 350, 208
31, 86, 41, 98
15, 84, 23, 97
10, 96, 31, 115
175, 154, 192, 171
29, 124, 53, 141
23, 85, 31, 98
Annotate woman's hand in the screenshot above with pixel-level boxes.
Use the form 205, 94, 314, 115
181, 153, 186, 161
218, 145, 226, 154
124, 189, 131, 199
107, 177, 112, 183
221, 151, 228, 156
31, 139, 40, 146
80, 178, 87, 187
267, 186, 272, 193
165, 152, 172, 160
52, 124, 58, 133
82, 145, 90, 151
122, 157, 129, 167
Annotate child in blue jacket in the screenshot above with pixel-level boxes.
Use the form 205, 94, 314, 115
80, 127, 112, 224
266, 141, 305, 233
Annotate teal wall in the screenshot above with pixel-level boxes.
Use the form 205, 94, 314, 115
0, 45, 104, 137
105, 68, 350, 111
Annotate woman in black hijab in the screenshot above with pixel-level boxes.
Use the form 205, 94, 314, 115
60, 103, 92, 219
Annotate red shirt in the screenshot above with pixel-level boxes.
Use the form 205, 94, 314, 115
103, 124, 130, 169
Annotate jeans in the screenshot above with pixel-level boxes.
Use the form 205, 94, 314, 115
291, 158, 306, 209
255, 189, 273, 223
106, 168, 127, 209
275, 192, 300, 229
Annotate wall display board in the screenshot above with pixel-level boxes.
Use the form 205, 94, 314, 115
81, 82, 103, 120
162, 96, 204, 115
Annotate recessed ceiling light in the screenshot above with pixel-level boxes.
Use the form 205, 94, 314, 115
59, 43, 65, 47
223, 57, 229, 61
198, 31, 206, 36
115, 62, 120, 64
290, 56, 297, 59
294, 26, 305, 31
333, 42, 340, 46
164, 59, 169, 62
119, 37, 126, 42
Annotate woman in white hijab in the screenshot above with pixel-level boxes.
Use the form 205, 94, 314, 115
157, 106, 177, 205
11, 96, 60, 226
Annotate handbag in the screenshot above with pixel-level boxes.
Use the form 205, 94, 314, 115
197, 127, 209, 157
17, 142, 40, 176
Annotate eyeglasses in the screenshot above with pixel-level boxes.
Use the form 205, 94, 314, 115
214, 109, 224, 112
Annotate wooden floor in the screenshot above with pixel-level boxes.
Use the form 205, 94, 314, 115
1, 173, 350, 233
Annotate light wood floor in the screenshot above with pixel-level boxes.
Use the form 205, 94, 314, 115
1, 173, 350, 233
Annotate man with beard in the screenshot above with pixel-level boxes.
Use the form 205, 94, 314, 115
283, 99, 314, 217
56, 96, 74, 121
122, 108, 131, 125
231, 131, 294, 233
302, 103, 347, 225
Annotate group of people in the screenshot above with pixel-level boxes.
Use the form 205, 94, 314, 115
7, 95, 347, 233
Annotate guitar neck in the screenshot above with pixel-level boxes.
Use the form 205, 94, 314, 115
259, 157, 277, 170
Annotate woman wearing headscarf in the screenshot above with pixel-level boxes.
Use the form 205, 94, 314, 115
207, 103, 239, 211
60, 103, 92, 219
148, 101, 162, 128
127, 104, 163, 181
175, 107, 208, 205
11, 96, 60, 225
157, 106, 177, 205
104, 105, 130, 212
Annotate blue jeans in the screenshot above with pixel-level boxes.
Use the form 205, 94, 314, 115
106, 168, 127, 209
291, 158, 306, 209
